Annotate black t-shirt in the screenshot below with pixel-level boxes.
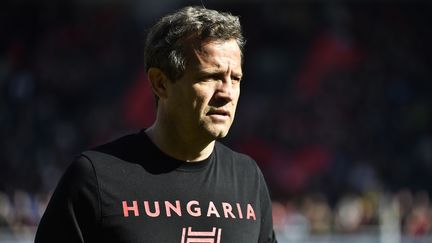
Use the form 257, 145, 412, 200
35, 131, 277, 242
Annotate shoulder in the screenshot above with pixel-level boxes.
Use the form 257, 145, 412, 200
215, 141, 255, 162
81, 132, 145, 164
58, 155, 96, 190
214, 141, 262, 176
76, 132, 146, 176
214, 142, 271, 200
90, 133, 143, 157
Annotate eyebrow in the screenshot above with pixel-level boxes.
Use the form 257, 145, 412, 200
198, 68, 243, 78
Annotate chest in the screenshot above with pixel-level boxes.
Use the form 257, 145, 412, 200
96, 164, 262, 242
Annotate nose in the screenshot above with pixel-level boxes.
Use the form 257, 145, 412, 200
214, 77, 235, 102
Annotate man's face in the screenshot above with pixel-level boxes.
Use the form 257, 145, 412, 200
164, 39, 242, 140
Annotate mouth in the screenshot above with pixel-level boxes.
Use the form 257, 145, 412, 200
206, 109, 231, 118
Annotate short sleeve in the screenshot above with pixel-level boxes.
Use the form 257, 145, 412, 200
258, 168, 278, 243
35, 155, 101, 243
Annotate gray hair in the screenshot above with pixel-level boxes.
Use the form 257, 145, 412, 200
144, 6, 245, 81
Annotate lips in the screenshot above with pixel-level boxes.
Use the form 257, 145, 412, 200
207, 109, 230, 117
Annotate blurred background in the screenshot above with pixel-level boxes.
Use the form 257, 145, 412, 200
1, 0, 432, 242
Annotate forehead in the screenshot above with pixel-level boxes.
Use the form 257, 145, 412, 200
185, 39, 242, 73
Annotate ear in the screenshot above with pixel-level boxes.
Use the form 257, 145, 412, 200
148, 67, 169, 100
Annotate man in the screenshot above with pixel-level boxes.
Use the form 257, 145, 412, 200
35, 6, 277, 243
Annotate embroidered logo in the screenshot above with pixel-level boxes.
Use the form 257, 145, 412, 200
181, 227, 222, 243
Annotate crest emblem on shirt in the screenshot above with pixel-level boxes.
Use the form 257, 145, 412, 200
181, 227, 222, 243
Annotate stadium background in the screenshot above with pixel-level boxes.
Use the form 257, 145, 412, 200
1, 0, 431, 242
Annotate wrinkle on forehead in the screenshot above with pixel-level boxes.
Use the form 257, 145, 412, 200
187, 39, 242, 75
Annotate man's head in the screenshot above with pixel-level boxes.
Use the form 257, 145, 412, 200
144, 6, 245, 82
145, 6, 244, 141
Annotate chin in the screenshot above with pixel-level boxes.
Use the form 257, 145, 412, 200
199, 119, 233, 139
203, 126, 230, 139
214, 131, 229, 139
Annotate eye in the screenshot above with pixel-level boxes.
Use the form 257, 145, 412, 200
232, 76, 242, 83
198, 73, 216, 81
197, 76, 212, 83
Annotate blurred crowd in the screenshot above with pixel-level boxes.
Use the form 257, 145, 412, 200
1, 188, 432, 241
273, 189, 432, 241
1, 0, 432, 239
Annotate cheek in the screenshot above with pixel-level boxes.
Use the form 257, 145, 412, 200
232, 87, 241, 103
192, 86, 214, 105
189, 93, 206, 116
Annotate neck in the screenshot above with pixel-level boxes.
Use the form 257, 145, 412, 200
145, 120, 215, 162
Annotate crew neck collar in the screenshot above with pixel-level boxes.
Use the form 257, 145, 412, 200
139, 129, 215, 172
